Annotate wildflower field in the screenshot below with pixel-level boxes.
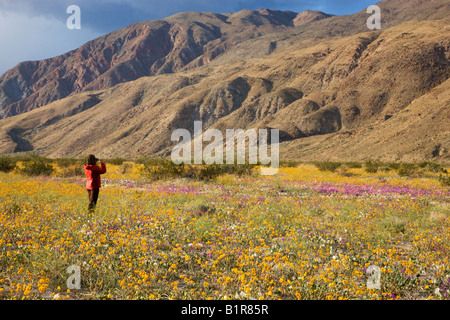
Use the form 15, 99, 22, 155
1, 161, 449, 300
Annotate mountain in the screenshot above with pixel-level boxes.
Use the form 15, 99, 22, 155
0, 9, 299, 118
293, 10, 333, 26
0, 0, 449, 162
2, 0, 449, 119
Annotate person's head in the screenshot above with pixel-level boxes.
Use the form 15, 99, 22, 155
87, 154, 98, 165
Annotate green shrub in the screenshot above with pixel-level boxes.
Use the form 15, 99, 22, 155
418, 161, 443, 173
279, 160, 300, 168
0, 155, 17, 172
364, 160, 381, 173
313, 161, 342, 172
198, 163, 223, 180
438, 172, 450, 186
20, 154, 53, 176
386, 162, 401, 170
58, 165, 84, 178
427, 162, 443, 173
140, 158, 185, 180
232, 163, 256, 177
134, 154, 149, 165
138, 156, 256, 181
106, 157, 126, 165
199, 163, 256, 180
53, 158, 84, 177
55, 157, 83, 166
119, 162, 133, 174
397, 163, 416, 177
345, 161, 363, 169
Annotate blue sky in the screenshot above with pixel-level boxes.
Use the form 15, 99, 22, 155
0, 0, 378, 76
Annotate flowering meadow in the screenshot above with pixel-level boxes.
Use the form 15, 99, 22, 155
0, 162, 449, 300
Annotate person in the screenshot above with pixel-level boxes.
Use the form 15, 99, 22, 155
84, 154, 106, 212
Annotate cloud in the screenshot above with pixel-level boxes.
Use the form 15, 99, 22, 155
0, 9, 101, 75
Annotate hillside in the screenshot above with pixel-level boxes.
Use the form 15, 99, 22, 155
0, 0, 449, 162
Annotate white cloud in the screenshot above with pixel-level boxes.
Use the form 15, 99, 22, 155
0, 10, 102, 76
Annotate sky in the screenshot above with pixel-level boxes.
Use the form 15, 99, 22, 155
0, 0, 378, 76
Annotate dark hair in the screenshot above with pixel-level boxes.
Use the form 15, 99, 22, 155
87, 154, 98, 165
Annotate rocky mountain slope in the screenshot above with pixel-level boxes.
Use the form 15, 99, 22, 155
0, 0, 449, 162
1, 0, 449, 119
0, 9, 300, 118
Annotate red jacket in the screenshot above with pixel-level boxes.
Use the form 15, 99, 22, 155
84, 162, 106, 190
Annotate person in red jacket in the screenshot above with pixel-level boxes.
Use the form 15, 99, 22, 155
84, 154, 107, 212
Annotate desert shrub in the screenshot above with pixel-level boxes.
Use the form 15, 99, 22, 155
119, 162, 133, 174
386, 162, 401, 170
195, 163, 254, 180
205, 163, 256, 180
198, 164, 224, 180
232, 163, 256, 176
138, 154, 256, 181
397, 163, 417, 177
106, 157, 126, 165
345, 161, 363, 169
179, 165, 200, 179
313, 161, 342, 172
417, 162, 429, 169
418, 161, 443, 173
438, 172, 450, 186
59, 165, 84, 177
20, 154, 53, 176
54, 158, 84, 177
0, 155, 17, 172
140, 158, 185, 180
364, 160, 381, 173
134, 154, 149, 165
279, 160, 300, 168
55, 158, 83, 166
337, 167, 354, 177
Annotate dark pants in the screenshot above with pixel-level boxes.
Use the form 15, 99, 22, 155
87, 188, 100, 212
